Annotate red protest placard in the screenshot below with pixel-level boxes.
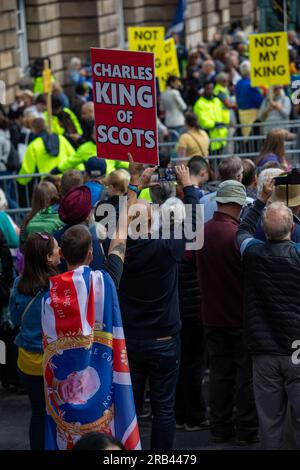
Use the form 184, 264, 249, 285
91, 48, 159, 165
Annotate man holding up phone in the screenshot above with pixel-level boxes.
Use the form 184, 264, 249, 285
118, 165, 200, 451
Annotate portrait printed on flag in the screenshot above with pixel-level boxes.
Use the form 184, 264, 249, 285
43, 331, 115, 449
42, 267, 141, 450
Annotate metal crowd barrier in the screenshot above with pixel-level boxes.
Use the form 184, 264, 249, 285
172, 148, 300, 172
0, 172, 48, 225
159, 121, 300, 157
209, 134, 298, 157
235, 119, 300, 129
1, 127, 300, 222
159, 132, 300, 159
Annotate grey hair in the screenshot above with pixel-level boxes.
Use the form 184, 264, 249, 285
150, 181, 176, 205
262, 202, 293, 241
69, 57, 81, 69
257, 168, 284, 197
239, 60, 251, 76
216, 72, 229, 84
160, 197, 186, 226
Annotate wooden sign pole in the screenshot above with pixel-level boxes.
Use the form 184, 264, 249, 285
43, 59, 52, 134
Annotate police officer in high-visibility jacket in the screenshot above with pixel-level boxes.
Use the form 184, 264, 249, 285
51, 126, 128, 175
213, 73, 237, 127
44, 96, 83, 148
193, 81, 228, 152
18, 118, 75, 185
214, 73, 238, 155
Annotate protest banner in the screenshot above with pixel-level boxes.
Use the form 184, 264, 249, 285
157, 37, 180, 91
90, 48, 159, 165
128, 26, 165, 69
249, 32, 290, 87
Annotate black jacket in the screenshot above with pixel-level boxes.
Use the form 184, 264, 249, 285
237, 199, 300, 355
178, 250, 202, 325
119, 186, 199, 340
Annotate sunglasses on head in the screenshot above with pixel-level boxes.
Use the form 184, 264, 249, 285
37, 232, 50, 241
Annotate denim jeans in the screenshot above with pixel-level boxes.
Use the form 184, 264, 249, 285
18, 369, 45, 450
126, 333, 180, 450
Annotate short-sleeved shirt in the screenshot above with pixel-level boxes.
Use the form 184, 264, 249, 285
176, 129, 209, 158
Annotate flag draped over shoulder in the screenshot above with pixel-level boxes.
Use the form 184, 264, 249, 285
42, 266, 141, 450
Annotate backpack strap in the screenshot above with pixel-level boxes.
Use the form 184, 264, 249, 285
187, 131, 206, 156
21, 291, 42, 324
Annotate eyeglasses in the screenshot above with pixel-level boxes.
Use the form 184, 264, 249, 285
37, 232, 50, 241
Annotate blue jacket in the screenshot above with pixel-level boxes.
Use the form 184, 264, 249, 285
200, 191, 217, 222
235, 78, 264, 110
84, 181, 105, 206
9, 277, 44, 353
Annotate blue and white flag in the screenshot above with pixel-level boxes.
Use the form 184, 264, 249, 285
166, 0, 187, 37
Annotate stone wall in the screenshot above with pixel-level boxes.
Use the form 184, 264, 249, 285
185, 0, 203, 48
0, 0, 257, 104
0, 0, 19, 104
229, 0, 257, 32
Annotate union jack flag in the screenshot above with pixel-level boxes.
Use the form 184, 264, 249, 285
42, 266, 141, 450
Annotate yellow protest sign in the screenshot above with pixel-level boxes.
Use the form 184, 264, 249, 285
157, 38, 180, 92
249, 32, 290, 87
128, 26, 165, 69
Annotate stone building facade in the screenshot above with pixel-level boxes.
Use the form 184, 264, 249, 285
0, 0, 257, 104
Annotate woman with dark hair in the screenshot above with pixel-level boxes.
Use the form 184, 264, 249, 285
176, 112, 210, 161
73, 432, 124, 450
20, 180, 62, 245
256, 128, 292, 172
9, 232, 60, 449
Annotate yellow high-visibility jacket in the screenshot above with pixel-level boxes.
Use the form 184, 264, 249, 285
193, 96, 228, 151
57, 140, 119, 174
18, 135, 75, 185
57, 140, 152, 201
213, 83, 231, 125
44, 108, 83, 136
33, 75, 55, 94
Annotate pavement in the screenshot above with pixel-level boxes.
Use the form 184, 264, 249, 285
0, 384, 260, 451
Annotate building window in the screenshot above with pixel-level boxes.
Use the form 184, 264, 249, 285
16, 0, 29, 73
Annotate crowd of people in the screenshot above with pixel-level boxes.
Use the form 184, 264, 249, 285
1, 24, 300, 451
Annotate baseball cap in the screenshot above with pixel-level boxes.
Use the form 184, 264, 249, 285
215, 180, 247, 207
85, 157, 107, 177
